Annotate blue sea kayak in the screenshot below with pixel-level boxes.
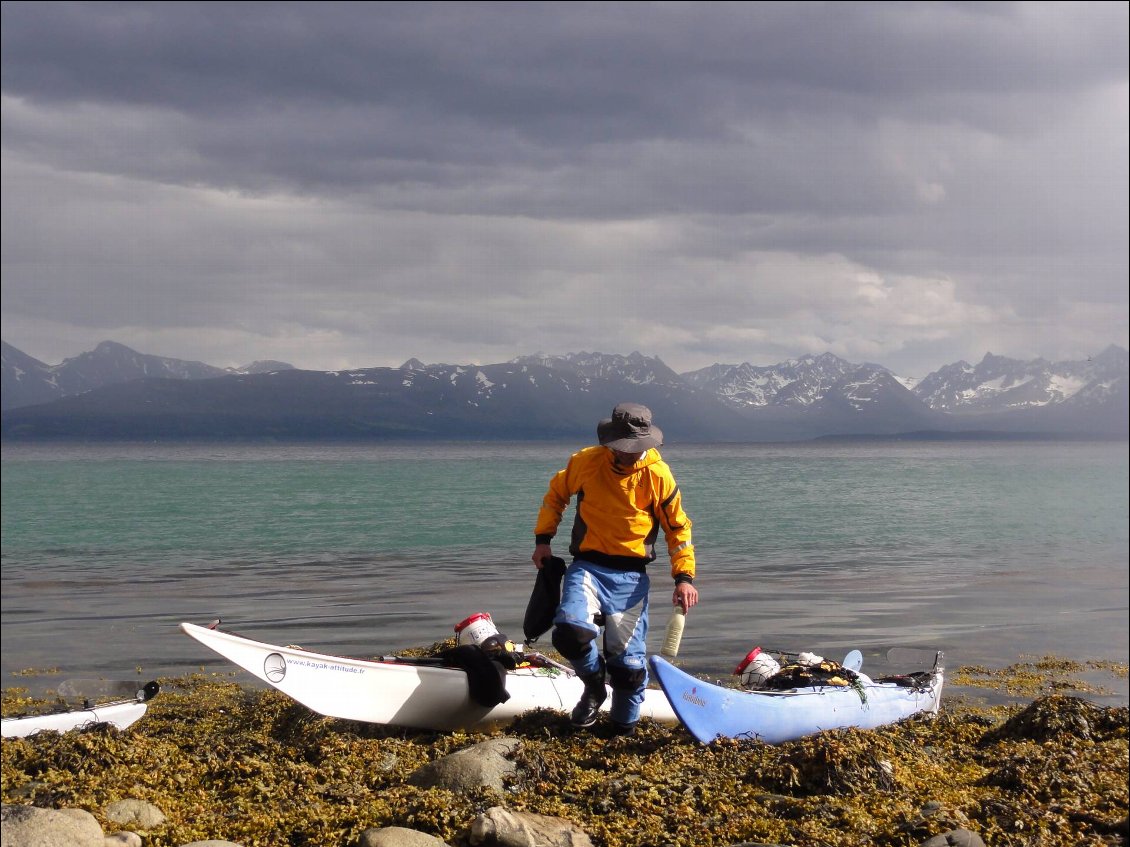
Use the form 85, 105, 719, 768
650, 652, 943, 744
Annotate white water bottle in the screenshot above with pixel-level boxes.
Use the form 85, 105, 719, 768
660, 605, 686, 658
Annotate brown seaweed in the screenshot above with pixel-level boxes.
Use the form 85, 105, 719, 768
3, 658, 1127, 847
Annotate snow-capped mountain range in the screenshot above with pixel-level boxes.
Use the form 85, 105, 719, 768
911, 347, 1127, 413
515, 347, 1127, 416
2, 339, 1126, 440
684, 347, 1128, 415
681, 352, 898, 409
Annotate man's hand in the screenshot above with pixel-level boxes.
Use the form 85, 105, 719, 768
532, 543, 553, 569
674, 582, 699, 613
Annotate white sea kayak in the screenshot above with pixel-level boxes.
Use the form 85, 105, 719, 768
181, 621, 677, 731
2, 681, 159, 739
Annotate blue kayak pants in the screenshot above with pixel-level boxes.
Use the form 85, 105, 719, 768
553, 558, 650, 725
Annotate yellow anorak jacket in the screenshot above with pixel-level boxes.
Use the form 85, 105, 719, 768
535, 446, 695, 582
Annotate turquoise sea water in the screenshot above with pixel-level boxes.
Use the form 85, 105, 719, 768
2, 440, 1127, 703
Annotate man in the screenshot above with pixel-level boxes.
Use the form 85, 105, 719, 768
531, 402, 698, 735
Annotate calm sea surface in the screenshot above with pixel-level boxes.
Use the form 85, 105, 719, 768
2, 440, 1127, 704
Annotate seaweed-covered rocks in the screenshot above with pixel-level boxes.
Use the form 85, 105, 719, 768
2, 667, 1127, 847
979, 694, 1128, 744
754, 728, 905, 796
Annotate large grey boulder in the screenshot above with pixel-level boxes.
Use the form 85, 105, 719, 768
358, 826, 451, 846
407, 737, 521, 794
0, 804, 105, 847
104, 799, 167, 829
468, 806, 594, 847
920, 830, 988, 847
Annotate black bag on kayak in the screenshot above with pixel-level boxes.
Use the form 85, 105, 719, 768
523, 555, 566, 644
439, 644, 511, 708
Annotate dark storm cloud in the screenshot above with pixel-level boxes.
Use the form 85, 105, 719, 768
1, 2, 1126, 374
4, 2, 1124, 209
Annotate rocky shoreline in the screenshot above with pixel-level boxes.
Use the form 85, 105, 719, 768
2, 657, 1127, 847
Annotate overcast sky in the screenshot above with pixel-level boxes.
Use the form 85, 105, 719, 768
2, 2, 1127, 377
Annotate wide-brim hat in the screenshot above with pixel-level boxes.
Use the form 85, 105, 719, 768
597, 402, 663, 452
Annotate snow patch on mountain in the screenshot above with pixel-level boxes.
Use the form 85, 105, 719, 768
912, 347, 1126, 413
680, 353, 877, 409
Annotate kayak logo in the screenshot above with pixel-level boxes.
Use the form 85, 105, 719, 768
682, 687, 706, 708
264, 652, 287, 683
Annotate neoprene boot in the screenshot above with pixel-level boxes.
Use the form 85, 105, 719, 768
570, 659, 607, 728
